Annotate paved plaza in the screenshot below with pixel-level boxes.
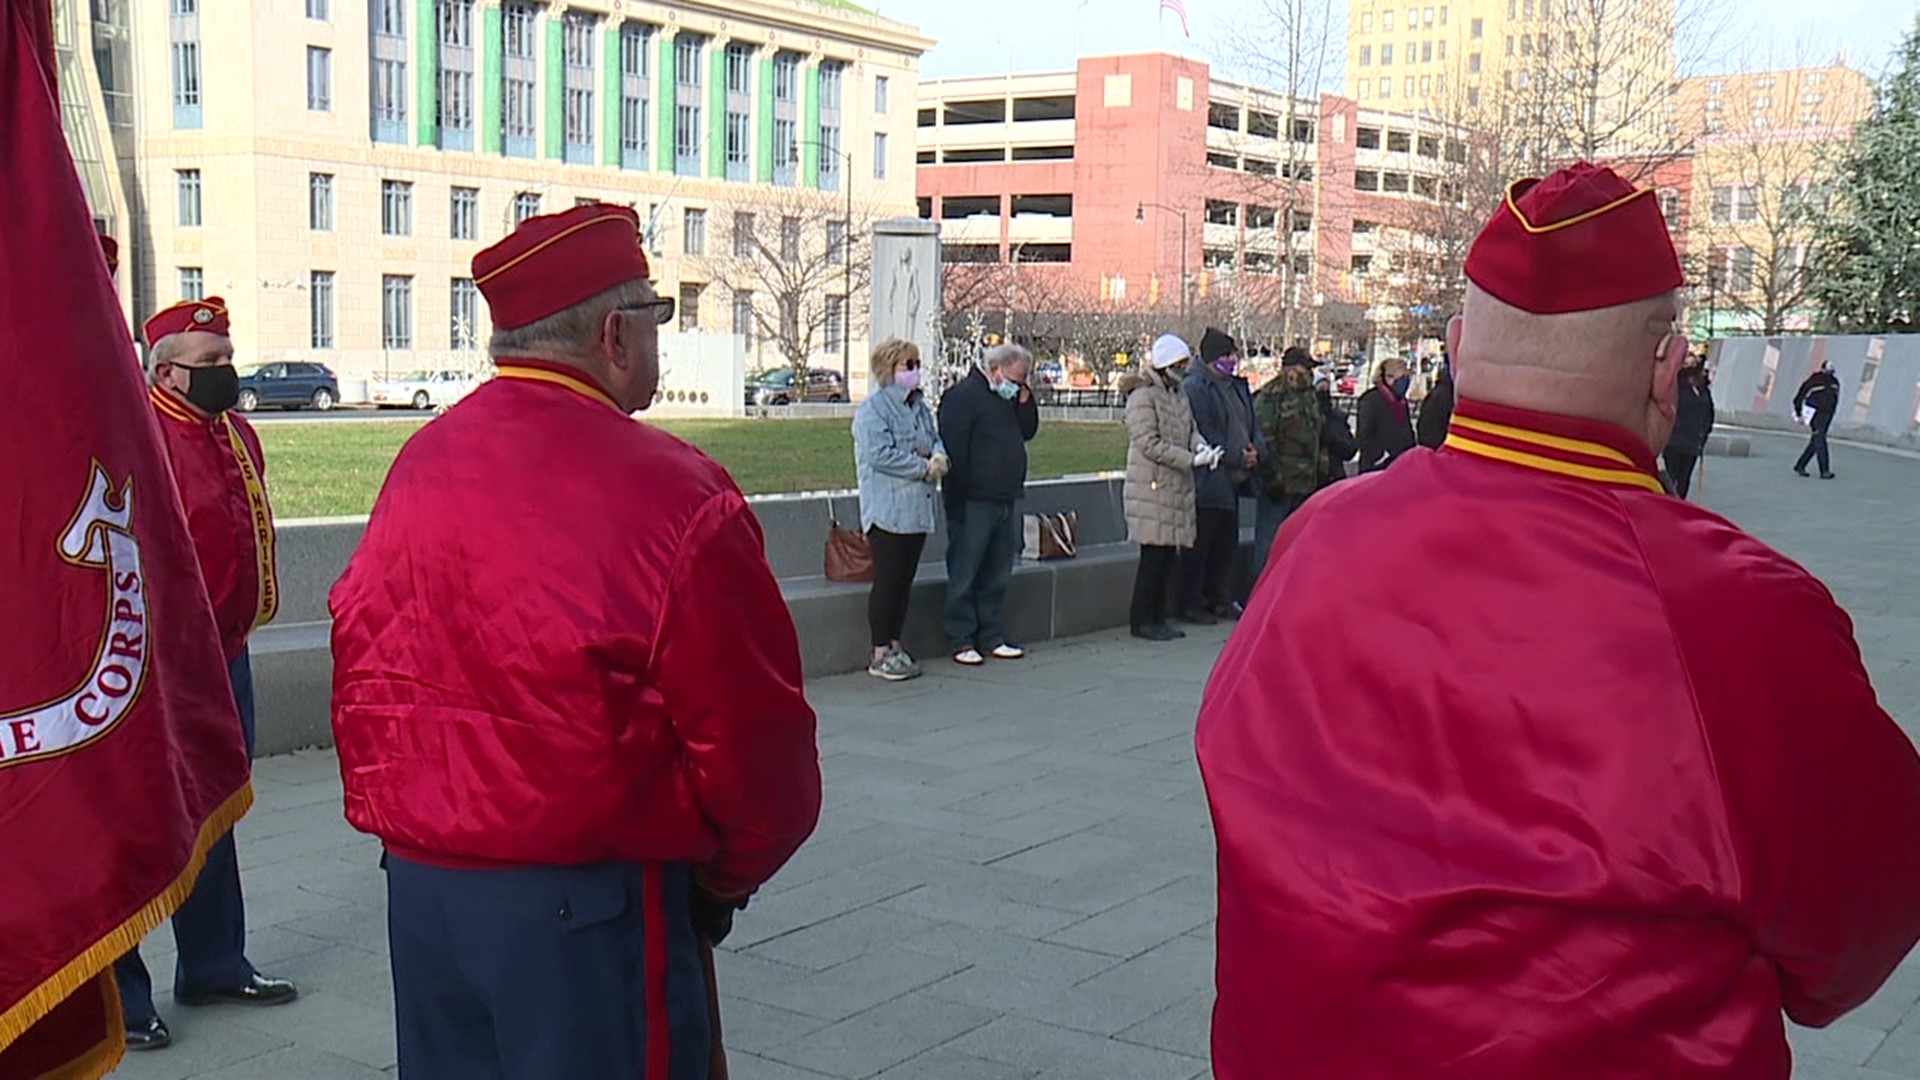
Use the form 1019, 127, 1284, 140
114, 429, 1920, 1079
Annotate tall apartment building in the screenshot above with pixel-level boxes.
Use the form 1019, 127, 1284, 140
918, 53, 1475, 353
1673, 63, 1873, 333
1345, 0, 1678, 161
62, 0, 930, 382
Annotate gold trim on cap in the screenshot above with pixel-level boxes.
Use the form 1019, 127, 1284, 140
475, 211, 637, 285
1503, 177, 1653, 235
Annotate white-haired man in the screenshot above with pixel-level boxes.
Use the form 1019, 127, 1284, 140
937, 342, 1041, 665
1198, 163, 1920, 1078
329, 203, 822, 1078
120, 298, 298, 1051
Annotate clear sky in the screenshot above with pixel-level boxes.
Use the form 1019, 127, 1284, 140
880, 0, 1915, 84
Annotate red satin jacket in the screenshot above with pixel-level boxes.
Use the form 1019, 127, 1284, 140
1198, 397, 1920, 1079
150, 386, 278, 661
329, 361, 821, 898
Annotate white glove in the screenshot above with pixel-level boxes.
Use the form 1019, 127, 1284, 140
1193, 445, 1224, 469
925, 452, 951, 481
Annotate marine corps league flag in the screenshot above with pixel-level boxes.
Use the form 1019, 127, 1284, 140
0, 1, 254, 1076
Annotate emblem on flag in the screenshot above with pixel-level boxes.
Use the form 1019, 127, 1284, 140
1161, 0, 1191, 37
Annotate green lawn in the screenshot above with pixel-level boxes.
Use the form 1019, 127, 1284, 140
256, 416, 1128, 519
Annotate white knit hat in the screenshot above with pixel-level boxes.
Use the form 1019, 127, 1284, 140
1149, 334, 1191, 370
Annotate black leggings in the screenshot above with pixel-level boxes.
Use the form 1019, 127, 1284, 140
866, 527, 928, 648
1663, 449, 1699, 499
1130, 544, 1180, 629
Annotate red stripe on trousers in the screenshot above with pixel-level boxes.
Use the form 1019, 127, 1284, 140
644, 868, 670, 1079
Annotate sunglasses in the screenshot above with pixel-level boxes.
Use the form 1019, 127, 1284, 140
616, 298, 676, 326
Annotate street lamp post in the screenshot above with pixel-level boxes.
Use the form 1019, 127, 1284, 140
1136, 201, 1190, 325
798, 139, 855, 387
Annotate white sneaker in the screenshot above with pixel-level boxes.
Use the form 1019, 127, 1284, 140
990, 643, 1027, 660
952, 647, 986, 666
868, 650, 919, 682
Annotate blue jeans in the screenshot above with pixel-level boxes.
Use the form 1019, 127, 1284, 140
944, 500, 1019, 651
1254, 492, 1312, 581
114, 649, 258, 1023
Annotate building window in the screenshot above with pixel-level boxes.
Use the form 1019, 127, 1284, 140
307, 0, 329, 16
563, 11, 596, 163
732, 212, 755, 257
780, 216, 800, 261
309, 173, 333, 231
1380, 78, 1391, 100
512, 191, 540, 223
874, 74, 889, 113
724, 43, 753, 182
169, 0, 202, 128
773, 52, 800, 186
501, 2, 537, 157
307, 46, 331, 110
382, 275, 414, 349
176, 169, 202, 226
678, 282, 702, 331
1383, 8, 1394, 29
873, 132, 888, 180
1440, 5, 1448, 25
380, 180, 413, 236
1357, 78, 1370, 97
1381, 44, 1393, 64
1471, 16, 1482, 36
1422, 41, 1432, 62
178, 267, 204, 301
1359, 45, 1371, 66
732, 291, 755, 348
1469, 53, 1482, 73
827, 220, 846, 264
436, 0, 476, 150
310, 271, 334, 347
1657, 189, 1680, 230
818, 61, 845, 192
824, 295, 846, 352
684, 208, 706, 256
1405, 76, 1415, 96
619, 23, 653, 169
674, 35, 705, 176
450, 186, 478, 239
450, 277, 479, 349
1362, 11, 1372, 31
371, 0, 408, 143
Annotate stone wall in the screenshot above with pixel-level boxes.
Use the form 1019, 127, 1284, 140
1708, 334, 1920, 449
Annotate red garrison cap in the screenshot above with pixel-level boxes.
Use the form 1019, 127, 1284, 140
473, 203, 651, 331
143, 297, 230, 344
99, 233, 118, 270
1464, 162, 1683, 314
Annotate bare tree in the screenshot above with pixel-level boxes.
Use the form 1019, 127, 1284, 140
711, 185, 883, 376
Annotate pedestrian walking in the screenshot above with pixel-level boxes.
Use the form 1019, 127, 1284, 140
1664, 359, 1715, 499
854, 338, 947, 681
937, 342, 1040, 666
1415, 349, 1456, 449
119, 297, 298, 1051
1355, 356, 1417, 471
1197, 163, 1920, 1080
1252, 346, 1324, 579
1792, 361, 1841, 478
1121, 334, 1222, 642
1180, 328, 1266, 623
329, 204, 822, 1080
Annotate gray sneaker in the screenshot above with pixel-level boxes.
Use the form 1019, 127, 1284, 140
868, 650, 920, 682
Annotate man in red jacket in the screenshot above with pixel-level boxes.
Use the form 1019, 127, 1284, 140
118, 298, 299, 1050
330, 203, 822, 1079
1198, 163, 1920, 1079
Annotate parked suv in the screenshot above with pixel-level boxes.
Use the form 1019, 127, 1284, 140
746, 367, 848, 406
236, 361, 340, 411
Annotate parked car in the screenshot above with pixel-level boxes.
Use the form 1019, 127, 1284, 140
235, 361, 339, 412
370, 369, 484, 410
746, 366, 847, 406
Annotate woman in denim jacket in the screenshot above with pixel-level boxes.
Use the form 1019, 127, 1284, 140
854, 338, 948, 681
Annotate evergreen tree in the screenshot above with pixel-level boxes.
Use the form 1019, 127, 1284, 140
1809, 16, 1920, 332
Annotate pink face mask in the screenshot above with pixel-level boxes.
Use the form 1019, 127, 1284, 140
895, 367, 922, 393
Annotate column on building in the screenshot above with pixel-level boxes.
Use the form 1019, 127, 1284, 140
654, 26, 677, 173
480, 0, 504, 154
755, 43, 776, 183
706, 35, 730, 180
542, 3, 565, 159
801, 52, 822, 188
415, 0, 437, 146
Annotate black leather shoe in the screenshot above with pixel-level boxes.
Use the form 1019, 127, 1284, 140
1132, 623, 1180, 642
1210, 601, 1246, 621
177, 974, 299, 1008
1177, 608, 1218, 626
1793, 467, 1810, 477
125, 1017, 171, 1051
1820, 472, 1836, 479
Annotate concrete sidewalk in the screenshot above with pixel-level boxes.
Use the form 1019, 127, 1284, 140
114, 430, 1920, 1079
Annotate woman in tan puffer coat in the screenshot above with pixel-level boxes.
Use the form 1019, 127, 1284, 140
1122, 334, 1223, 642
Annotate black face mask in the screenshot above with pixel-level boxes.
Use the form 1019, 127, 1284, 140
183, 364, 240, 414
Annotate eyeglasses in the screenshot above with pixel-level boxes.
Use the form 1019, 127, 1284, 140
616, 298, 676, 326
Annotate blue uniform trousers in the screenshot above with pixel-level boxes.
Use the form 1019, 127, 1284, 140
114, 649, 258, 1024
385, 855, 711, 1080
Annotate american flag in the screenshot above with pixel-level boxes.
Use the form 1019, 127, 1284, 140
1160, 0, 1191, 37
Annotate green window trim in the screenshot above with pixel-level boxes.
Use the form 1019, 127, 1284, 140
601, 25, 622, 166
482, 5, 504, 154
802, 62, 821, 188
707, 42, 727, 178
756, 55, 775, 182
655, 32, 675, 172
414, 0, 437, 146
543, 17, 563, 160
